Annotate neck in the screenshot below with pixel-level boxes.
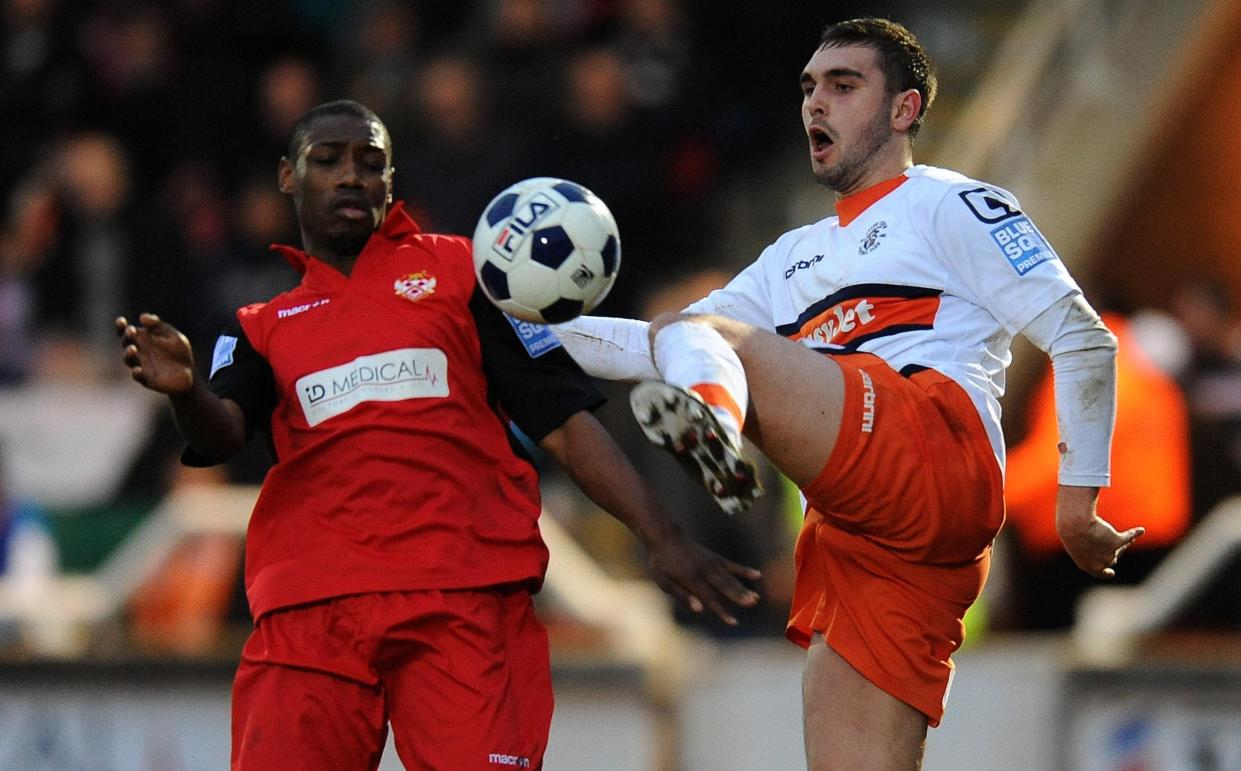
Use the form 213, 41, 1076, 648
835, 141, 914, 199
320, 254, 360, 277
301, 233, 362, 277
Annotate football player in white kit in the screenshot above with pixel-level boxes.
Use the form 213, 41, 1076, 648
554, 17, 1143, 770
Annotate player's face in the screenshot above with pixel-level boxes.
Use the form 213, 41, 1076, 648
800, 44, 897, 194
281, 114, 393, 258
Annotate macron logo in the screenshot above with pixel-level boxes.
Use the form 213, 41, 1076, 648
277, 298, 330, 319
488, 754, 531, 768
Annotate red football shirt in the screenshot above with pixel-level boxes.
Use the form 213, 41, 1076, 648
193, 203, 603, 618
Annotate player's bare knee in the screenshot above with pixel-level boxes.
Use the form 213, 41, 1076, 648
646, 311, 688, 347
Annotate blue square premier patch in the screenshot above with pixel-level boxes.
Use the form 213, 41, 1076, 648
504, 314, 563, 358
210, 335, 238, 378
990, 216, 1055, 275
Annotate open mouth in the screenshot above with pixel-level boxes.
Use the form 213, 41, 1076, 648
808, 126, 834, 155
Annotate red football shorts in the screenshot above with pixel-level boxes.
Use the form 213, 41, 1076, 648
786, 353, 1004, 727
232, 587, 552, 771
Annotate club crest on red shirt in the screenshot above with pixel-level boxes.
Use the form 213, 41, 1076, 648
394, 271, 437, 303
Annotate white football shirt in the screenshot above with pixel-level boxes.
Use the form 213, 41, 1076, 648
684, 165, 1082, 469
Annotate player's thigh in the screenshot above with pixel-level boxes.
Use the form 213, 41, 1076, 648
232, 660, 387, 771
709, 316, 846, 487
803, 637, 928, 771
382, 588, 553, 771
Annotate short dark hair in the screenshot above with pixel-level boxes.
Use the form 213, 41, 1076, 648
286, 100, 389, 162
819, 18, 937, 139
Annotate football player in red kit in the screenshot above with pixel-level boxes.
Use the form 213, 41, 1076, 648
117, 100, 759, 771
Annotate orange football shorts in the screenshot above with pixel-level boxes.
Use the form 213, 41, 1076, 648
787, 352, 1004, 727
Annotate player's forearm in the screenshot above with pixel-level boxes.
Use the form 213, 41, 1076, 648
1050, 344, 1116, 485
551, 316, 659, 382
541, 412, 685, 548
169, 380, 246, 463
1021, 294, 1117, 486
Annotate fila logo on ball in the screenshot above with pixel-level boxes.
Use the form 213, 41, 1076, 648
490, 192, 561, 262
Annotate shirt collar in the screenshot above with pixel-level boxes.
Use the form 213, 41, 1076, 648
835, 174, 909, 227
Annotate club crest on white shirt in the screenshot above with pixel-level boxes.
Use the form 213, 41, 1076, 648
858, 221, 888, 255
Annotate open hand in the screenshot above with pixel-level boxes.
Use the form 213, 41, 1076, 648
646, 536, 762, 626
115, 313, 196, 395
1056, 485, 1144, 578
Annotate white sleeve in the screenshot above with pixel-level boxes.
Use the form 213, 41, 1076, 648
931, 184, 1081, 334
551, 315, 657, 382
1021, 294, 1118, 487
682, 249, 776, 329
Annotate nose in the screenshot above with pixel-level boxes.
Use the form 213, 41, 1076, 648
337, 159, 365, 188
806, 85, 827, 117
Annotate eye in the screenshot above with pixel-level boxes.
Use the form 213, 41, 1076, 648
835, 83, 855, 93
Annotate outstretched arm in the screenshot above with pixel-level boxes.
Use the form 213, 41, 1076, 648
540, 411, 761, 625
116, 313, 246, 464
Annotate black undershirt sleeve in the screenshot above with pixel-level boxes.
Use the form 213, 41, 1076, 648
181, 317, 276, 467
469, 286, 605, 444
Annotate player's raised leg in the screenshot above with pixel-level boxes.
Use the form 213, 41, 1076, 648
803, 637, 928, 771
638, 312, 847, 492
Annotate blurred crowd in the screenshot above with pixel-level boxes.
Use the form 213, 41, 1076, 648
0, 0, 846, 382
1, 0, 1240, 655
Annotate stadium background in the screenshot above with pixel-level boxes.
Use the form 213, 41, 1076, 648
1, 0, 1240, 768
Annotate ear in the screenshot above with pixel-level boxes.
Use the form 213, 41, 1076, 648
277, 157, 295, 195
891, 89, 922, 133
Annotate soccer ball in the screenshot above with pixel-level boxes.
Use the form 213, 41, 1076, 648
472, 177, 620, 324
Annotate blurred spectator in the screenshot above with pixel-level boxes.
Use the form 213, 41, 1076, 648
32, 132, 137, 372
613, 0, 692, 112
0, 0, 85, 189
1169, 280, 1241, 518
76, 3, 180, 184
0, 178, 56, 384
995, 311, 1193, 629
0, 246, 34, 385
468, 0, 566, 129
333, 0, 422, 142
248, 55, 323, 173
399, 54, 529, 235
